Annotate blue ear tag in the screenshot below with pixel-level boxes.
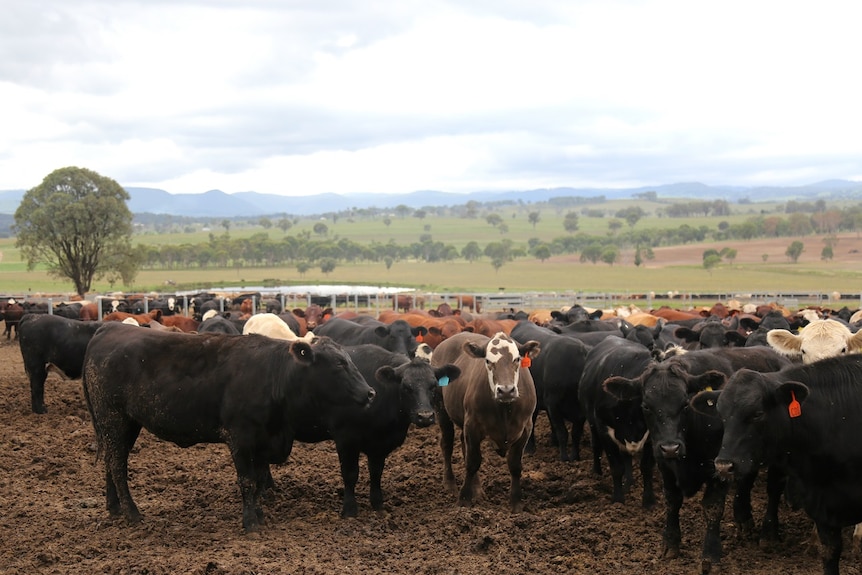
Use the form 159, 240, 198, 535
438, 376, 450, 387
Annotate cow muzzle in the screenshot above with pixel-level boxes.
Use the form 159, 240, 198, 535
658, 441, 683, 460
413, 409, 436, 427
714, 460, 734, 480
494, 385, 519, 403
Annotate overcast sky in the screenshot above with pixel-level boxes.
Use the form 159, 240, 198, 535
2, 1, 861, 196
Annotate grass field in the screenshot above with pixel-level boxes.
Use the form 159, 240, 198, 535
2, 197, 861, 305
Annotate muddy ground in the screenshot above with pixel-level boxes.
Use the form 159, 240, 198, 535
0, 336, 859, 575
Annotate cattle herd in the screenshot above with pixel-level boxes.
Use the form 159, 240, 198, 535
5, 292, 862, 575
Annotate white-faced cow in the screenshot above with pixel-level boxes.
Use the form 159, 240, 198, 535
767, 318, 862, 363
695, 355, 862, 575
432, 331, 539, 512
82, 323, 376, 532
18, 313, 103, 413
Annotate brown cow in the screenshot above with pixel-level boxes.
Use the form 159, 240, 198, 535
159, 315, 201, 333
1, 299, 25, 339
79, 302, 101, 321
102, 310, 163, 325
464, 317, 517, 337
432, 331, 539, 512
392, 313, 464, 350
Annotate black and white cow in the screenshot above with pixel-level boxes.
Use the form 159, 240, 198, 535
696, 355, 862, 575
432, 331, 539, 512
578, 337, 655, 507
82, 323, 376, 532
18, 313, 103, 413
315, 317, 427, 358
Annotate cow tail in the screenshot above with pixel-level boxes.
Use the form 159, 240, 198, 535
80, 367, 104, 463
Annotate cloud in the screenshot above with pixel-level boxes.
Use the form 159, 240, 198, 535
2, 0, 862, 195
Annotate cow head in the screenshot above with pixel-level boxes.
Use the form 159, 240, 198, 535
376, 357, 461, 427
605, 362, 726, 460
288, 337, 376, 407
767, 318, 862, 364
464, 332, 539, 403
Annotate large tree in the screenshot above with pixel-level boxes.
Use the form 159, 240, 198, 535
14, 166, 135, 296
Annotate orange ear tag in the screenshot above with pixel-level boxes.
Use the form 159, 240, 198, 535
520, 357, 532, 368
788, 390, 802, 418
416, 334, 424, 343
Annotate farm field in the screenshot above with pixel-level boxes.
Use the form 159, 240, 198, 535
1, 335, 859, 575
2, 233, 862, 299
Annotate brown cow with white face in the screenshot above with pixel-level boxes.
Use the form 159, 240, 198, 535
432, 331, 539, 512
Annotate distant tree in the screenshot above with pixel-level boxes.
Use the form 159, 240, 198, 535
607, 219, 623, 234
296, 261, 311, 277
821, 245, 834, 261
461, 241, 482, 263
498, 222, 509, 234
528, 211, 541, 229
484, 241, 512, 273
384, 256, 394, 270
313, 222, 328, 236
615, 206, 645, 228
221, 219, 231, 232
703, 254, 723, 273
702, 248, 721, 260
320, 258, 336, 275
383, 217, 392, 227
258, 217, 272, 229
13, 166, 135, 296
563, 211, 579, 233
785, 241, 804, 263
394, 204, 412, 218
600, 246, 619, 266
720, 247, 737, 266
534, 244, 551, 262
579, 243, 603, 264
277, 217, 293, 233
486, 213, 503, 227
414, 209, 427, 220
762, 254, 769, 263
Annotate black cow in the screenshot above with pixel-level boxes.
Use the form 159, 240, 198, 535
315, 317, 427, 358
578, 337, 655, 507
604, 348, 790, 572
82, 323, 376, 532
290, 345, 461, 517
549, 304, 602, 326
197, 315, 241, 335
53, 302, 84, 319
18, 313, 103, 413
695, 355, 862, 575
511, 320, 590, 461
674, 318, 748, 349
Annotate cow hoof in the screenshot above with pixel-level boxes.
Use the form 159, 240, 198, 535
33, 405, 47, 414
340, 506, 358, 518
660, 545, 680, 560
701, 558, 719, 574
510, 502, 525, 513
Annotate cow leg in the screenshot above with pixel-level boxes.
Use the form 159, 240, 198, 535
546, 405, 571, 462
570, 411, 586, 462
229, 445, 265, 532
437, 410, 457, 495
700, 479, 729, 573
640, 445, 656, 509
103, 420, 143, 524
604, 441, 628, 504
367, 453, 387, 512
459, 429, 483, 507
26, 366, 49, 414
815, 522, 843, 575
731, 469, 757, 539
524, 410, 539, 455
506, 432, 529, 513
759, 465, 785, 543
658, 462, 682, 560
336, 443, 362, 518
588, 423, 603, 476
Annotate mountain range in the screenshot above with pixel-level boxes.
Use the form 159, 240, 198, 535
1, 180, 861, 218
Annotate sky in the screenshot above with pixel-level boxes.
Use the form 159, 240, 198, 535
2, 0, 862, 197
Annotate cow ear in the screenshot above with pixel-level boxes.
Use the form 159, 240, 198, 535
724, 331, 748, 347
464, 341, 486, 359
775, 381, 809, 406
374, 365, 398, 385
435, 364, 461, 383
690, 390, 721, 417
766, 329, 802, 356
687, 370, 726, 394
412, 326, 428, 336
374, 325, 390, 338
290, 340, 315, 365
603, 376, 641, 401
518, 340, 541, 359
674, 327, 698, 343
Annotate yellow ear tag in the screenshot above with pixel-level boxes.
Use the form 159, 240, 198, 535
520, 357, 532, 368
788, 390, 802, 418
704, 386, 713, 391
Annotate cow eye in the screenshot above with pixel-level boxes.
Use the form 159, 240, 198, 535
750, 410, 765, 423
